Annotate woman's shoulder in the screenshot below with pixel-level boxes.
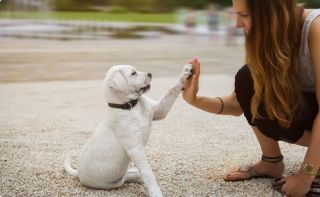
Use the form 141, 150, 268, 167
302, 9, 320, 38
304, 9, 320, 61
302, 9, 319, 21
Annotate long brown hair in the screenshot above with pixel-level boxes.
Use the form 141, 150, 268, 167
245, 0, 304, 128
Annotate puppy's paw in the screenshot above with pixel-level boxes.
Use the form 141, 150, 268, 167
175, 64, 193, 91
182, 64, 193, 80
150, 190, 163, 197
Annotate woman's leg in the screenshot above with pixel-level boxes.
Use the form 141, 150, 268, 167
224, 126, 284, 181
251, 126, 282, 157
295, 130, 311, 147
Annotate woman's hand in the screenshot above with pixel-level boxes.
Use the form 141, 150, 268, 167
280, 174, 313, 197
182, 58, 200, 105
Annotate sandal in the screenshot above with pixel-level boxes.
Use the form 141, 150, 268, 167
223, 155, 284, 181
307, 181, 320, 197
271, 177, 285, 192
272, 170, 320, 197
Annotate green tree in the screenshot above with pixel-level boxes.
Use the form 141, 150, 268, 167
110, 0, 156, 12
302, 0, 320, 7
209, 0, 232, 7
51, 0, 109, 11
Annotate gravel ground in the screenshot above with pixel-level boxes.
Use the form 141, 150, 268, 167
0, 35, 308, 196
0, 75, 308, 197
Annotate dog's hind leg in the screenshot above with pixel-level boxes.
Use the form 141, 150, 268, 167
97, 177, 125, 190
124, 168, 143, 184
97, 170, 142, 190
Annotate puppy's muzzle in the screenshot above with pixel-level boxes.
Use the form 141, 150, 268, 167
141, 84, 151, 93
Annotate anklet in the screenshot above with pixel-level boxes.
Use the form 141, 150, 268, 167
261, 155, 283, 163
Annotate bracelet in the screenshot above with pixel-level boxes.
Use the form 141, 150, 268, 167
216, 97, 224, 114
301, 163, 318, 176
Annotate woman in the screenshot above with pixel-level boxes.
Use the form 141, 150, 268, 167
182, 0, 320, 196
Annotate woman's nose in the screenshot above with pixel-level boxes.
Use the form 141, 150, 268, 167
236, 17, 244, 28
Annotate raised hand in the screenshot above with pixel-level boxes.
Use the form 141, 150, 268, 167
182, 58, 200, 104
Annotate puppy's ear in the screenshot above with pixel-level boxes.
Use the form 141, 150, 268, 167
108, 78, 117, 89
107, 71, 126, 91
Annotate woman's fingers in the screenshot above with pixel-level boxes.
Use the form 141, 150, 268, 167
194, 59, 200, 76
188, 58, 197, 65
189, 58, 200, 76
185, 74, 197, 94
184, 57, 200, 91
183, 75, 194, 91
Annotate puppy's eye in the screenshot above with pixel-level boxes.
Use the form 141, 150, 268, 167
131, 71, 137, 76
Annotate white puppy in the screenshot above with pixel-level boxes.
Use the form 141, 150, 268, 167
64, 64, 192, 197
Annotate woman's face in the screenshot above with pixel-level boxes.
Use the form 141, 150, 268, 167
232, 0, 252, 35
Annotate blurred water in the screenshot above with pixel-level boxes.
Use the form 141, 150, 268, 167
0, 20, 181, 40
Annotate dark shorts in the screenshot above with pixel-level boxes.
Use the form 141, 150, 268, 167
234, 65, 318, 143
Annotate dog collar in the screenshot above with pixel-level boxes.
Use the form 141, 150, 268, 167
108, 99, 138, 110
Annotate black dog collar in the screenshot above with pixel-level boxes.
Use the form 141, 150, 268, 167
108, 99, 138, 110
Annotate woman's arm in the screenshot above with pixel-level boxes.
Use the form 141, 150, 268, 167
182, 58, 243, 116
187, 93, 243, 116
282, 14, 320, 196
300, 16, 320, 179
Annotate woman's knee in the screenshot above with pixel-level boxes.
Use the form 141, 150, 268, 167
235, 65, 253, 92
234, 65, 255, 126
295, 130, 311, 147
234, 65, 254, 102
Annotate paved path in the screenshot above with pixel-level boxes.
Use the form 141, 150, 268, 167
0, 34, 243, 82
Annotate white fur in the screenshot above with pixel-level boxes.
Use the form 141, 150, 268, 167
64, 64, 192, 197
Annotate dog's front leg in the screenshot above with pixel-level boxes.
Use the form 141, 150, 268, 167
153, 64, 192, 120
127, 147, 162, 197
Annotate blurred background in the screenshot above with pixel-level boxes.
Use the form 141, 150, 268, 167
0, 0, 319, 82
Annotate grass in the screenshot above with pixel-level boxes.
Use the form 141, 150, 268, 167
0, 11, 176, 23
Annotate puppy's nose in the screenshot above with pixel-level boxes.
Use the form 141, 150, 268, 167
147, 73, 152, 78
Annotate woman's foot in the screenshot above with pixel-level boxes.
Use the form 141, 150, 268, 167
223, 159, 284, 181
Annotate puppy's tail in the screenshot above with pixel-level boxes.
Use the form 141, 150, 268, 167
63, 153, 79, 178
